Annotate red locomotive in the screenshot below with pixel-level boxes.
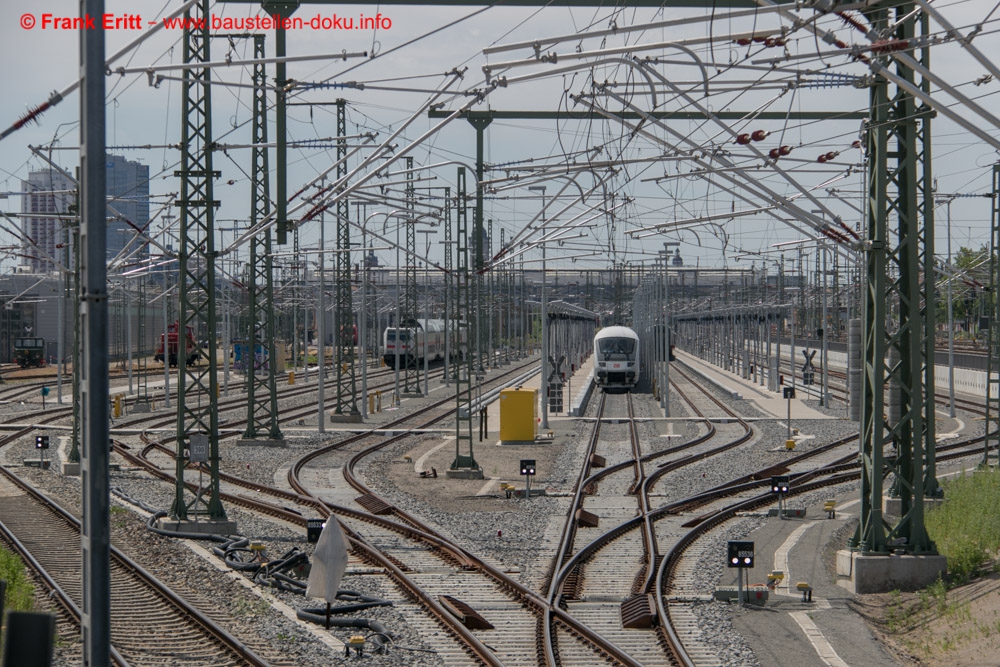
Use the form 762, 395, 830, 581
154, 322, 200, 366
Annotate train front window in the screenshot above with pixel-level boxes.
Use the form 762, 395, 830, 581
599, 338, 634, 359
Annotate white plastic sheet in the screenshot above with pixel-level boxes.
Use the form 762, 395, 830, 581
305, 518, 349, 603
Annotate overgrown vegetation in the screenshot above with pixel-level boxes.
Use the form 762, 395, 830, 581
0, 547, 36, 613
925, 469, 1000, 582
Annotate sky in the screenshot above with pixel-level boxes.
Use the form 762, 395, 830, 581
1, 0, 999, 286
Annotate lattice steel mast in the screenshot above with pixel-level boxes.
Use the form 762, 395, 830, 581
452, 168, 477, 471
170, 0, 226, 522
334, 98, 360, 418
852, 4, 938, 555
243, 34, 283, 442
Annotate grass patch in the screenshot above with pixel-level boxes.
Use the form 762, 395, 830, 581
0, 548, 35, 613
925, 469, 1000, 581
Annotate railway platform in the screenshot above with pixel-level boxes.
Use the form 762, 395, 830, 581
674, 350, 836, 421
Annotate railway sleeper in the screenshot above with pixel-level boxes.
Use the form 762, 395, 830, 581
560, 568, 584, 600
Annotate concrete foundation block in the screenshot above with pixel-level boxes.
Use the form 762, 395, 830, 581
884, 496, 944, 516
61, 462, 80, 476
155, 517, 238, 536
712, 585, 769, 606
236, 438, 287, 448
766, 507, 807, 518
836, 549, 947, 594
23, 459, 50, 469
444, 467, 485, 480
329, 413, 364, 424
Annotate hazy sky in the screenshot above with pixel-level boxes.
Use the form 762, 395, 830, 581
1, 0, 998, 281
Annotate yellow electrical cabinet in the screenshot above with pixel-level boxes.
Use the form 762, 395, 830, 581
499, 388, 538, 443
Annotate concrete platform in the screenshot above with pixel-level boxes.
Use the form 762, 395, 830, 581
836, 549, 947, 594
676, 351, 835, 420
156, 517, 239, 536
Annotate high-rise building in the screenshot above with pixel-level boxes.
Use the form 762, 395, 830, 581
105, 155, 150, 267
19, 156, 150, 274
20, 169, 75, 273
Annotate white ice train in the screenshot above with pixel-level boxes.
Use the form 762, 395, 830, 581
594, 326, 641, 392
382, 319, 466, 369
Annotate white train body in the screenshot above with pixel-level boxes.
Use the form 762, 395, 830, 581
594, 326, 640, 392
383, 319, 466, 368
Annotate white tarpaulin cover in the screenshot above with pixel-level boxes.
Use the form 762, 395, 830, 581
306, 518, 350, 603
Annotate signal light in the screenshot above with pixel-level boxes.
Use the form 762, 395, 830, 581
727, 541, 754, 568
771, 475, 791, 495
520, 459, 536, 476
35, 435, 49, 450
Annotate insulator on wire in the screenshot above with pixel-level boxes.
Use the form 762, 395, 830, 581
825, 151, 838, 161
736, 133, 751, 145
751, 130, 768, 142
818, 154, 828, 163
769, 148, 781, 160
778, 145, 792, 156
736, 38, 752, 46
851, 140, 862, 148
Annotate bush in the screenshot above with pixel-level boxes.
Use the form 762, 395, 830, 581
0, 548, 35, 613
925, 470, 1000, 581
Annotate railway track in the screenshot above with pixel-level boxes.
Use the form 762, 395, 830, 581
0, 459, 279, 666
12, 346, 995, 666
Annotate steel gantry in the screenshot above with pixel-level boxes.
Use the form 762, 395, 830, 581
243, 34, 283, 444
333, 99, 361, 419
170, 0, 227, 523
851, 4, 939, 556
